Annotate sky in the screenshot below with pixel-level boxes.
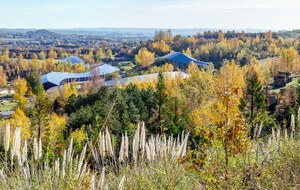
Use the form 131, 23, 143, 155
0, 0, 300, 30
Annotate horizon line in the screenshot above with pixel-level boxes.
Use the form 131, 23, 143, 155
0, 27, 293, 32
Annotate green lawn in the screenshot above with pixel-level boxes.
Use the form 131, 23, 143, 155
257, 57, 279, 65
0, 101, 16, 111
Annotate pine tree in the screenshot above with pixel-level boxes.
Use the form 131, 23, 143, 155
26, 72, 43, 95
155, 70, 167, 133
240, 58, 266, 138
31, 89, 51, 141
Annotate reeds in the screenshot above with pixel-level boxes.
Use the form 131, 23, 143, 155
4, 123, 10, 152
0, 122, 190, 189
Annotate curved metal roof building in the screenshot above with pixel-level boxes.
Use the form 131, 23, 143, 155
42, 63, 119, 90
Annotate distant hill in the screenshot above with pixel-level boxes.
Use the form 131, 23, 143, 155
26, 29, 60, 38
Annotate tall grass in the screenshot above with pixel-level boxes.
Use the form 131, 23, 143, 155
198, 124, 300, 189
0, 122, 194, 189
1, 120, 300, 189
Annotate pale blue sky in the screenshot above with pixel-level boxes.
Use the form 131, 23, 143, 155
0, 0, 299, 30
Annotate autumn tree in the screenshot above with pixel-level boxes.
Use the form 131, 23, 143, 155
48, 113, 67, 157
186, 61, 198, 74
95, 48, 105, 62
106, 49, 115, 60
0, 66, 7, 87
150, 40, 171, 55
31, 58, 40, 72
58, 81, 78, 108
240, 58, 266, 138
48, 49, 57, 59
13, 77, 29, 110
253, 34, 260, 43
218, 30, 225, 41
75, 63, 85, 73
31, 53, 38, 60
265, 30, 273, 43
0, 49, 9, 63
10, 108, 31, 140
135, 48, 155, 68
154, 30, 173, 42
83, 48, 94, 63
69, 127, 86, 153
280, 47, 298, 72
38, 50, 46, 60
269, 43, 278, 56
183, 47, 192, 57
18, 53, 23, 59
183, 64, 214, 113
43, 58, 55, 73
191, 60, 248, 169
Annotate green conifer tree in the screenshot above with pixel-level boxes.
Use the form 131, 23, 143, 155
240, 58, 266, 138
155, 70, 167, 133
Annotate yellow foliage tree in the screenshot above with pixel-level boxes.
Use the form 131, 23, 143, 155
59, 81, 78, 107
254, 34, 260, 43
0, 66, 7, 87
280, 47, 298, 72
150, 40, 171, 54
70, 127, 86, 153
161, 63, 174, 72
183, 66, 214, 111
18, 53, 23, 59
75, 63, 85, 73
269, 43, 278, 56
48, 49, 57, 59
191, 60, 248, 165
135, 48, 155, 67
186, 62, 199, 74
265, 31, 273, 43
10, 108, 31, 140
48, 113, 67, 155
38, 50, 46, 60
43, 58, 55, 73
183, 47, 192, 57
13, 77, 29, 110
31, 58, 40, 72
218, 30, 225, 41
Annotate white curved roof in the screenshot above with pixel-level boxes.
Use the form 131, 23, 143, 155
42, 64, 119, 85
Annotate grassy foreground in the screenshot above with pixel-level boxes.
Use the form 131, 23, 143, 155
0, 124, 299, 189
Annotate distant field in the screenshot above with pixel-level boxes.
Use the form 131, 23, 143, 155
257, 57, 279, 65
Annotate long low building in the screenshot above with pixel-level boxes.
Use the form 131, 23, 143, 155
104, 71, 189, 87
42, 63, 119, 90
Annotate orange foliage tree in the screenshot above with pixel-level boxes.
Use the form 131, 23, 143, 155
191, 60, 248, 167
